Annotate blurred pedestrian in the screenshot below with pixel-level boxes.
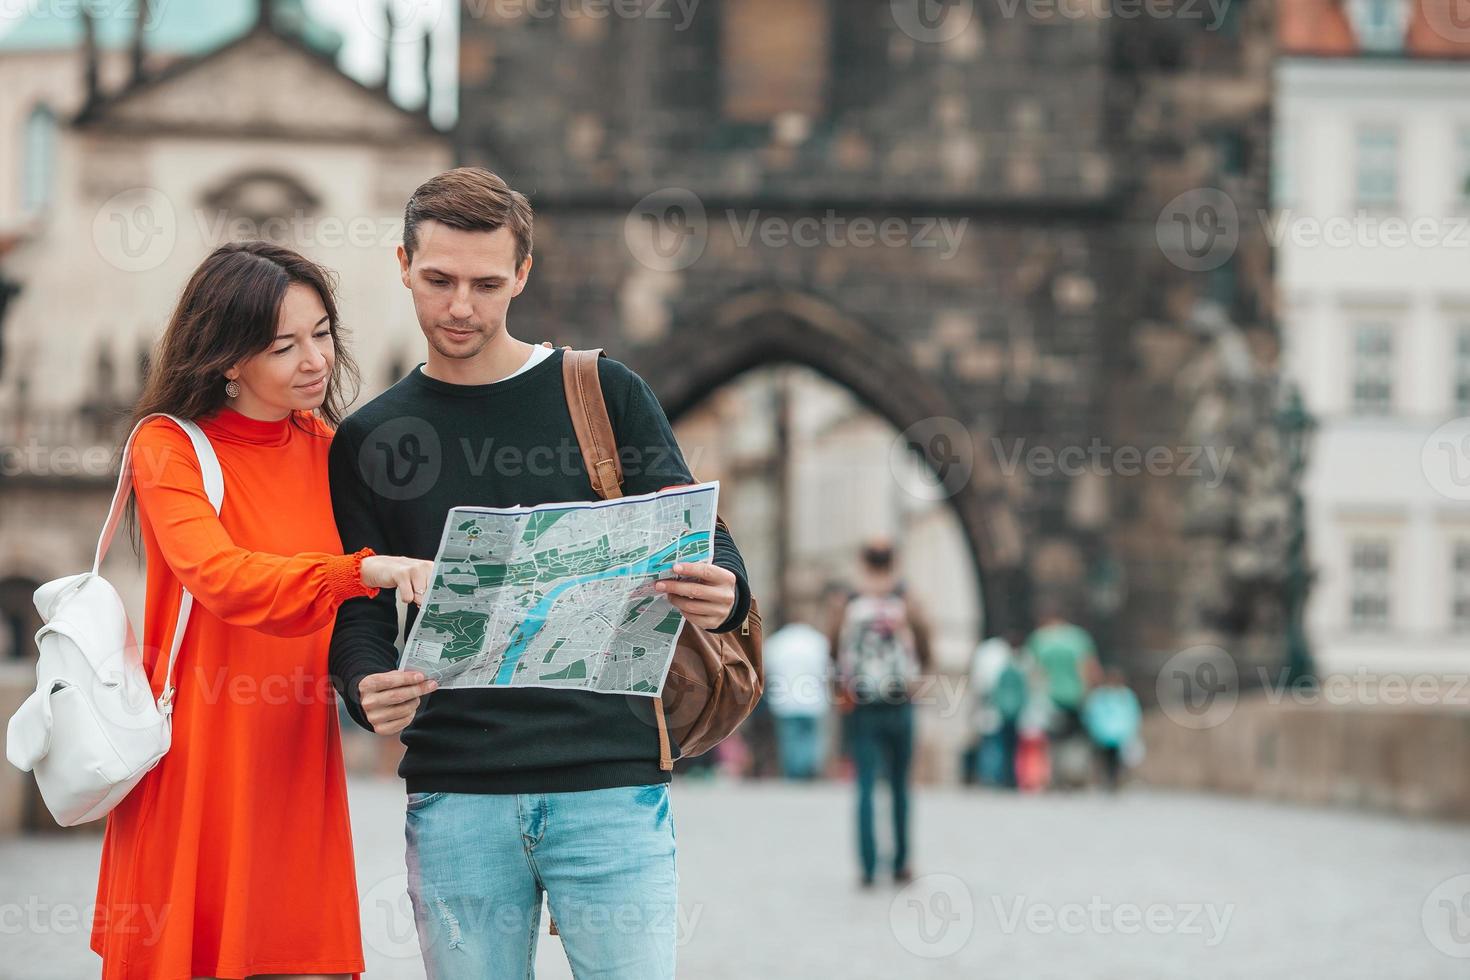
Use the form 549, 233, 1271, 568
965, 629, 1028, 788
829, 538, 932, 887
1024, 605, 1101, 790
1083, 666, 1143, 792
764, 621, 831, 780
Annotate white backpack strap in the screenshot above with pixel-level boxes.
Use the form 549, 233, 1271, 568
92, 413, 224, 714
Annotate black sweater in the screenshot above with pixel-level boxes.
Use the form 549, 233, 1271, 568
326, 348, 751, 794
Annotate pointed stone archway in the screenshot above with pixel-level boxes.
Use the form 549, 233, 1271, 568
625, 288, 1014, 638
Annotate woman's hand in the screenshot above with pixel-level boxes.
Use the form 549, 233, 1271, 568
360, 555, 433, 605
654, 562, 737, 630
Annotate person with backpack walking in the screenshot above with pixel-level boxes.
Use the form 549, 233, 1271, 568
828, 539, 932, 887
82, 242, 431, 980
326, 168, 756, 979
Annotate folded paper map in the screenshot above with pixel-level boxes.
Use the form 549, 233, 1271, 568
399, 481, 719, 696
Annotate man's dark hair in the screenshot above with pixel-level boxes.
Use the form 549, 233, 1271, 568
402, 167, 534, 268
860, 541, 894, 572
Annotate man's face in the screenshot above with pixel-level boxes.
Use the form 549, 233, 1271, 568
397, 220, 532, 360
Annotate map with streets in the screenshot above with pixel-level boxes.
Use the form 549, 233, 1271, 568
399, 482, 719, 696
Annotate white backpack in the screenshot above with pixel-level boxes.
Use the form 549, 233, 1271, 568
5, 414, 223, 826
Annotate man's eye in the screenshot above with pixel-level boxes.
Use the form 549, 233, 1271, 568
428, 279, 448, 287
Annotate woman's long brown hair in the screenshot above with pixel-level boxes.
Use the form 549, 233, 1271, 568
121, 241, 362, 554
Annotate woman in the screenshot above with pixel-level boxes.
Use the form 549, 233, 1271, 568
90, 241, 435, 980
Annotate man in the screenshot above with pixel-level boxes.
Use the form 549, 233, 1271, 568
327, 167, 753, 978
829, 538, 931, 887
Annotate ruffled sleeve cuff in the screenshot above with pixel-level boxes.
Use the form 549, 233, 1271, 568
326, 547, 379, 603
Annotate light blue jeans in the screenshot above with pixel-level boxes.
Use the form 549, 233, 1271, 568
405, 783, 678, 979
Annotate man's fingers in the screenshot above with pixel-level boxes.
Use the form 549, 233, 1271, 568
364, 680, 437, 709
372, 702, 420, 726
658, 579, 718, 601
669, 562, 730, 583
667, 595, 728, 614
372, 712, 415, 735
360, 670, 428, 694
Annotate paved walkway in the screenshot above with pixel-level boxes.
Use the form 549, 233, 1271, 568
3, 777, 1468, 978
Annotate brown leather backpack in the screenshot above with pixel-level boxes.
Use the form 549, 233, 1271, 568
559, 347, 764, 766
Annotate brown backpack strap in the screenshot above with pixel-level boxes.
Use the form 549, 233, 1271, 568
651, 698, 672, 772
561, 348, 623, 500
559, 347, 673, 771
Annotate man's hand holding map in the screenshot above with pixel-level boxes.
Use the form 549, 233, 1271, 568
399, 481, 720, 697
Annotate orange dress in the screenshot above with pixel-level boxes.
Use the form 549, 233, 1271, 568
90, 407, 378, 980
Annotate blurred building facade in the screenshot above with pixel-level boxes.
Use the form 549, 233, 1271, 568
1, 0, 1292, 694
0, 3, 451, 663
1278, 0, 1470, 678
456, 0, 1287, 686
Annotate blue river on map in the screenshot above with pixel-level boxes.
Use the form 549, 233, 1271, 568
491, 530, 709, 685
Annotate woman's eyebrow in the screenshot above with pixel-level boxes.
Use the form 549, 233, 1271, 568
273, 316, 330, 340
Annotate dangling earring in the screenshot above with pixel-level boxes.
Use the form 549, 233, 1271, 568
224, 378, 241, 398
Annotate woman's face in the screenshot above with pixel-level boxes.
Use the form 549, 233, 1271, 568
225, 282, 335, 419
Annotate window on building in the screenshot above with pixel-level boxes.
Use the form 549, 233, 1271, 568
720, 0, 829, 124
1453, 542, 1470, 632
0, 577, 43, 660
22, 105, 56, 215
1455, 325, 1470, 416
1457, 126, 1470, 207
1272, 126, 1295, 210
1350, 322, 1394, 415
1355, 125, 1399, 209
1348, 538, 1391, 631
1347, 0, 1408, 53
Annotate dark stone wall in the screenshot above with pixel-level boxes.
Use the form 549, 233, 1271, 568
455, 0, 1282, 678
